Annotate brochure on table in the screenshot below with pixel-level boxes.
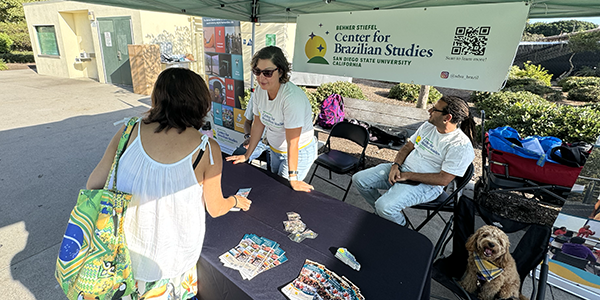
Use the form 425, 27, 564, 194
544, 147, 600, 299
203, 17, 247, 154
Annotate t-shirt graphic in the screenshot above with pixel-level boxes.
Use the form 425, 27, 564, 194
415, 135, 441, 157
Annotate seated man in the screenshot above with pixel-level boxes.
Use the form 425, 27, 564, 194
352, 96, 475, 226
554, 237, 596, 263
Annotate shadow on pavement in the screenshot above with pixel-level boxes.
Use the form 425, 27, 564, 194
1, 107, 146, 299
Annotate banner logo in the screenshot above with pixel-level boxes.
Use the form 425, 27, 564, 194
440, 71, 449, 79
305, 32, 329, 64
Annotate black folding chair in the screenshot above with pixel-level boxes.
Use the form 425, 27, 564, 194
404, 163, 474, 232
431, 195, 551, 300
308, 121, 370, 202
553, 251, 589, 270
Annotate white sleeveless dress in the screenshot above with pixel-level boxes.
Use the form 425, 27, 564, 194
113, 121, 213, 284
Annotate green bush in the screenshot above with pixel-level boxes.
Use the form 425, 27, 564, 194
557, 76, 600, 92
0, 33, 14, 53
502, 77, 554, 97
0, 58, 8, 71
388, 83, 442, 104
470, 91, 492, 104
584, 102, 600, 112
475, 91, 547, 116
508, 62, 552, 86
574, 65, 600, 77
567, 86, 600, 102
299, 86, 320, 117
0, 22, 31, 51
0, 51, 34, 63
314, 81, 366, 102
239, 89, 251, 110
547, 91, 565, 102
483, 98, 600, 144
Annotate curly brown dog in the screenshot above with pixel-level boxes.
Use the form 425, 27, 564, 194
459, 225, 526, 300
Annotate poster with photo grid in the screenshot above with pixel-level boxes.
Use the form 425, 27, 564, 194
203, 17, 247, 153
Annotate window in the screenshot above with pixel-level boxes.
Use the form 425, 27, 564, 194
35, 26, 59, 56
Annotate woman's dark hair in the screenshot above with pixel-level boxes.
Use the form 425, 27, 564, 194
250, 46, 290, 84
144, 68, 211, 133
440, 95, 476, 146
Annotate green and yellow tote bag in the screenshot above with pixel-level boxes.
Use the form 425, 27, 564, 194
55, 117, 138, 300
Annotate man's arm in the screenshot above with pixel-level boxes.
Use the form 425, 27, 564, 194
388, 141, 413, 184
398, 170, 456, 187
389, 140, 456, 186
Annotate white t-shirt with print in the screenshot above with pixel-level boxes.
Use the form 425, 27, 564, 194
252, 82, 314, 152
405, 121, 474, 177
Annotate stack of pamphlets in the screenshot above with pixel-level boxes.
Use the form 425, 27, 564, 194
284, 212, 318, 243
281, 259, 365, 300
219, 234, 288, 280
335, 248, 361, 271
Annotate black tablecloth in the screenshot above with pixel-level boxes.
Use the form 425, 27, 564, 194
197, 161, 433, 300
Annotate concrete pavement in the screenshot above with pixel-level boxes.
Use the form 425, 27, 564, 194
0, 69, 579, 299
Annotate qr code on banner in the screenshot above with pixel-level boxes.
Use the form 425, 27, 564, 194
451, 26, 490, 56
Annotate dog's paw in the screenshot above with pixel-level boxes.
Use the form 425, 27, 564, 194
459, 279, 477, 293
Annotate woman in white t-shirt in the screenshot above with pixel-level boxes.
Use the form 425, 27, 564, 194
226, 46, 317, 192
87, 68, 251, 299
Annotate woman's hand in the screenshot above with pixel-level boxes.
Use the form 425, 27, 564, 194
226, 154, 248, 164
236, 196, 252, 211
290, 180, 314, 192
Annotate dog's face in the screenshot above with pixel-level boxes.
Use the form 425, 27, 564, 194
466, 225, 511, 266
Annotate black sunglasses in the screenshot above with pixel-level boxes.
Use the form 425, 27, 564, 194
431, 107, 446, 114
252, 67, 278, 78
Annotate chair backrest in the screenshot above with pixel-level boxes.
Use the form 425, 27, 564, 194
328, 121, 370, 148
440, 163, 474, 204
453, 163, 475, 193
554, 251, 589, 269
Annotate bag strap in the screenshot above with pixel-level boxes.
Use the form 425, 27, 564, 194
104, 117, 139, 190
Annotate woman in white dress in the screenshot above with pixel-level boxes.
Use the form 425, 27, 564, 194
87, 68, 251, 299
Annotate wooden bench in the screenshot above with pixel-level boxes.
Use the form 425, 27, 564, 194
343, 97, 429, 137
314, 97, 430, 151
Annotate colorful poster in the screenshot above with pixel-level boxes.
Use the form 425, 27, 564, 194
213, 102, 223, 126
215, 26, 225, 53
222, 105, 234, 130
203, 18, 247, 154
225, 78, 235, 107
208, 76, 226, 104
234, 108, 247, 133
231, 54, 244, 81
293, 2, 529, 92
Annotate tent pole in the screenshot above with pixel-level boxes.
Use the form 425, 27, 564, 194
250, 0, 258, 92
251, 22, 255, 91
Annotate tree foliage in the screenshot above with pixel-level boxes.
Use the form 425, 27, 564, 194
569, 30, 600, 53
525, 20, 598, 37
559, 31, 600, 79
0, 0, 40, 23
0, 1, 41, 51
0, 21, 30, 51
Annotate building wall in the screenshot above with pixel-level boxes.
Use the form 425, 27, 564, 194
240, 22, 297, 88
24, 1, 146, 82
24, 0, 297, 89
